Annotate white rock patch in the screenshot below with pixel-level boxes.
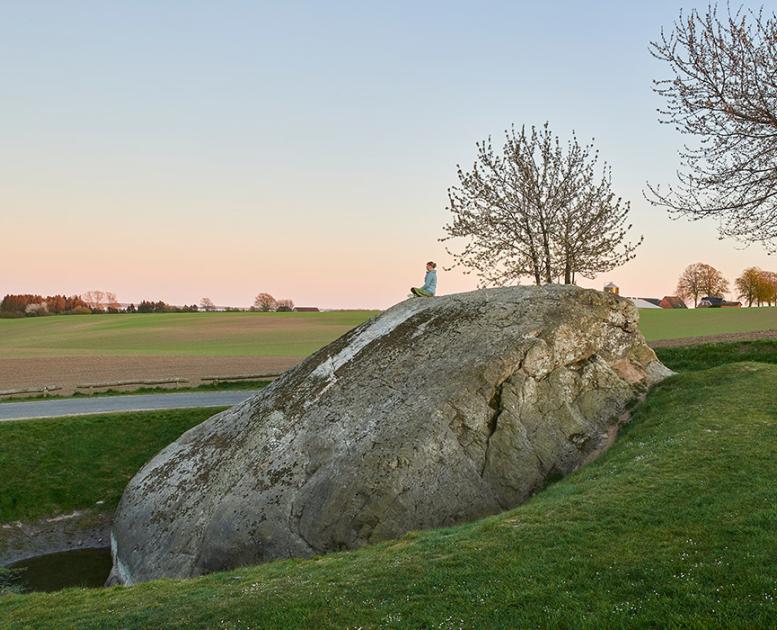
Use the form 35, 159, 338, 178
311, 299, 431, 382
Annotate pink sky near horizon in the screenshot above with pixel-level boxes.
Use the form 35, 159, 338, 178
4, 176, 773, 310
3, 1, 775, 310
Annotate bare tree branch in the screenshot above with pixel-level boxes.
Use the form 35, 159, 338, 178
441, 123, 642, 286
646, 4, 777, 250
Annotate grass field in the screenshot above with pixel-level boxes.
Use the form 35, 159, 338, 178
3, 305, 777, 396
0, 311, 378, 393
638, 305, 777, 341
2, 307, 777, 361
0, 311, 378, 359
3, 359, 777, 626
0, 408, 224, 523
3, 306, 777, 394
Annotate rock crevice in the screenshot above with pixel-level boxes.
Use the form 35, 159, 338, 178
481, 378, 508, 476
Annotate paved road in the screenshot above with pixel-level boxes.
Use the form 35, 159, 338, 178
0, 391, 256, 422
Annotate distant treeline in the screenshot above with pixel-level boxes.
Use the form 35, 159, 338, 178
2, 292, 309, 317
128, 301, 200, 313
0, 294, 199, 317
1, 294, 91, 316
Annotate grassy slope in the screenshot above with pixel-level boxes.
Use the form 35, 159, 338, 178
0, 408, 225, 523
0, 311, 378, 358
656, 339, 777, 372
3, 363, 777, 628
638, 306, 777, 341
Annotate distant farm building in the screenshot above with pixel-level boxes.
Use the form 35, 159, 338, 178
698, 296, 741, 308
293, 307, 320, 312
621, 293, 690, 310
603, 282, 619, 296
659, 296, 687, 309
628, 298, 661, 309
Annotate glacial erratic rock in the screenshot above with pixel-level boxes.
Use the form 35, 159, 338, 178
109, 285, 671, 584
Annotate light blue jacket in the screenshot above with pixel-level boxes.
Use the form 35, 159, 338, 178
422, 269, 437, 295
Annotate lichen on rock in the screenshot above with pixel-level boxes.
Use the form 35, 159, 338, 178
108, 285, 672, 585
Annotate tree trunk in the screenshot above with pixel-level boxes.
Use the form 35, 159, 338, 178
564, 254, 572, 284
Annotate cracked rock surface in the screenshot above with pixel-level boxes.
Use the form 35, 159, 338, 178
108, 285, 672, 584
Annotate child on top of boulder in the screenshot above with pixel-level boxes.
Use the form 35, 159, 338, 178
410, 261, 437, 297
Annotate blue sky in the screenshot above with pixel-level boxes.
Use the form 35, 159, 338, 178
1, 1, 771, 308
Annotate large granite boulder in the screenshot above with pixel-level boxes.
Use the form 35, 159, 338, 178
109, 285, 671, 584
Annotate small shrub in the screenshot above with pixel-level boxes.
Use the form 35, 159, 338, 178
24, 302, 48, 316
70, 306, 92, 315
0, 567, 22, 595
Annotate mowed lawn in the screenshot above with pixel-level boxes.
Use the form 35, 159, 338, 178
0, 311, 378, 358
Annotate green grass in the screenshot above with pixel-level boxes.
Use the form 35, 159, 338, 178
0, 568, 22, 596
0, 408, 226, 523
638, 305, 777, 341
0, 311, 378, 358
3, 363, 777, 628
656, 339, 777, 372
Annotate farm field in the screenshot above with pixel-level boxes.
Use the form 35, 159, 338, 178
3, 306, 777, 393
0, 356, 297, 396
0, 311, 378, 393
0, 311, 378, 358
638, 305, 777, 342
3, 306, 777, 359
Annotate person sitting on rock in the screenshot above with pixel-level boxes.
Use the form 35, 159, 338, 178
410, 261, 437, 297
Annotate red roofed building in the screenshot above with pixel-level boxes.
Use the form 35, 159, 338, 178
659, 296, 687, 309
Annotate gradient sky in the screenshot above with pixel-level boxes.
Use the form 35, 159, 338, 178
2, 1, 773, 309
